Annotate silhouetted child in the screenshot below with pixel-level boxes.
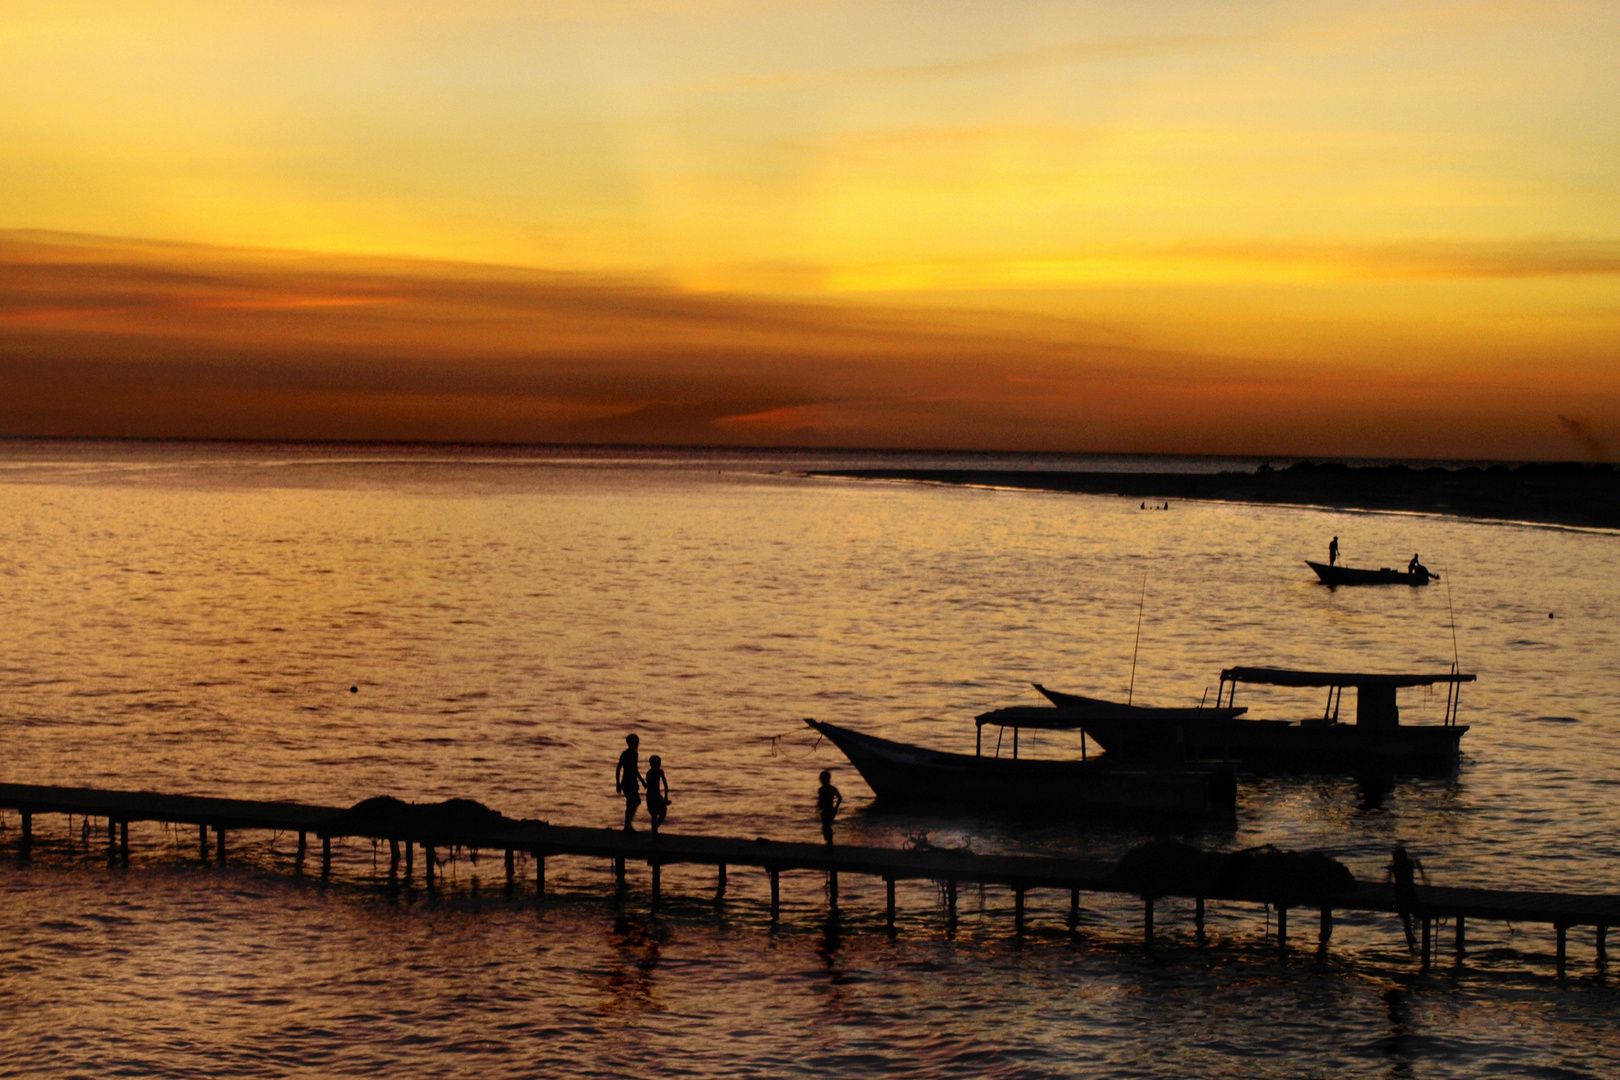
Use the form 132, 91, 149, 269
645, 755, 670, 835
615, 734, 641, 832
817, 770, 842, 844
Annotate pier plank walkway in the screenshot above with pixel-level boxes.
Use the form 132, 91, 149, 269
3, 782, 1614, 973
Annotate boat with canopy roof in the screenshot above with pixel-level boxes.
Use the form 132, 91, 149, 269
1018, 667, 1474, 771
803, 717, 1235, 818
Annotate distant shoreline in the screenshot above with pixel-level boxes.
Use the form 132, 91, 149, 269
810, 462, 1620, 531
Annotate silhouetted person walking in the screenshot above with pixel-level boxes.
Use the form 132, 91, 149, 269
817, 770, 842, 844
645, 754, 669, 835
1328, 536, 1339, 566
1387, 844, 1428, 951
616, 734, 642, 832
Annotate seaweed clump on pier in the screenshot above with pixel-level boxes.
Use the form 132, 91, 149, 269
1114, 841, 1356, 904
321, 796, 540, 842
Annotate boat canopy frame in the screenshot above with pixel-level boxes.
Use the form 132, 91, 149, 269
1216, 666, 1475, 727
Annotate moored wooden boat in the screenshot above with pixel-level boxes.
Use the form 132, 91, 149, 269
1307, 560, 1435, 586
1029, 667, 1474, 773
805, 718, 1232, 818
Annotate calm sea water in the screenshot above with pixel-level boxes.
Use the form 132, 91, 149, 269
1, 442, 1617, 1078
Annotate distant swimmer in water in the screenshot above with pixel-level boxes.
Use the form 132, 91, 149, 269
1329, 536, 1339, 566
817, 770, 843, 844
615, 734, 641, 832
644, 754, 670, 835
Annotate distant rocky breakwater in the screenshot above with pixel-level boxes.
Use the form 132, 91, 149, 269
811, 461, 1620, 530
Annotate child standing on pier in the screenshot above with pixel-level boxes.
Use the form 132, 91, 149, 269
817, 770, 842, 844
615, 734, 642, 832
645, 755, 670, 835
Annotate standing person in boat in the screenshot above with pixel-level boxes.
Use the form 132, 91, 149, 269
1329, 536, 1339, 566
615, 734, 642, 832
1387, 844, 1428, 951
817, 770, 843, 844
644, 754, 670, 836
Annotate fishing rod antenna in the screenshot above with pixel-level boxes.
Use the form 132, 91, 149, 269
1127, 573, 1147, 705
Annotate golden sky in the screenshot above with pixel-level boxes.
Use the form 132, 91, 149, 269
2, 1, 1618, 456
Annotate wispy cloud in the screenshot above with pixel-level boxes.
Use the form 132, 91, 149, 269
2, 230, 1614, 458
729, 31, 1248, 91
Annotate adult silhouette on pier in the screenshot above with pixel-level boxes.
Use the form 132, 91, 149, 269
817, 770, 843, 844
1387, 844, 1428, 951
615, 734, 642, 832
645, 755, 670, 835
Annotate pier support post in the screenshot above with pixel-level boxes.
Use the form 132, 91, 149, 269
885, 878, 896, 931
769, 869, 780, 921
946, 880, 958, 932
1014, 888, 1026, 936
614, 857, 625, 886
119, 821, 129, 865
1597, 924, 1607, 966
321, 836, 331, 880
535, 852, 545, 898
1143, 897, 1155, 951
405, 840, 413, 880
1195, 897, 1206, 943
425, 846, 436, 890
107, 817, 116, 858
1420, 917, 1431, 970
828, 871, 838, 914
505, 849, 515, 886
1278, 906, 1288, 952
1069, 888, 1080, 931
716, 863, 727, 903
390, 839, 400, 873
651, 861, 661, 913
199, 824, 209, 863
1319, 907, 1333, 951
19, 811, 31, 854
1455, 915, 1466, 957
296, 831, 307, 869
1557, 924, 1568, 977
216, 827, 226, 867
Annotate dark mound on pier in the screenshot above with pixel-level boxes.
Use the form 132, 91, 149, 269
1114, 841, 1356, 904
322, 796, 539, 841
1112, 841, 1230, 897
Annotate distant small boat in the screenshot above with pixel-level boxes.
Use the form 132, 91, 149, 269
1032, 666, 1474, 772
1307, 560, 1436, 586
805, 719, 1232, 818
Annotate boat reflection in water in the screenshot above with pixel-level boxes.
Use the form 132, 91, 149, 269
1031, 666, 1475, 773
805, 716, 1236, 820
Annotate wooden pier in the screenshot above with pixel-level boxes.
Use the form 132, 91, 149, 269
3, 781, 1615, 976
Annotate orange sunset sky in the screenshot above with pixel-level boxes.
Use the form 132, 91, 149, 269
2, 1, 1618, 457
